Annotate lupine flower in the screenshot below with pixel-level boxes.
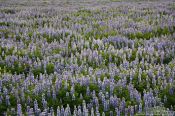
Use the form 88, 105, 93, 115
17, 104, 22, 116
57, 106, 61, 116
0, 0, 175, 115
6, 95, 10, 106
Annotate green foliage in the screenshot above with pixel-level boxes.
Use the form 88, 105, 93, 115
33, 48, 42, 60
0, 102, 7, 115
16, 35, 21, 41
114, 86, 130, 100
62, 16, 71, 22
46, 63, 54, 74
170, 3, 175, 9
43, 32, 71, 43
156, 27, 170, 36
52, 48, 61, 54
0, 22, 11, 26
160, 85, 175, 110
163, 55, 174, 64
1, 9, 15, 14
74, 9, 92, 17
84, 25, 117, 40
33, 67, 44, 77
128, 26, 175, 40
114, 75, 121, 81
128, 32, 154, 40
28, 32, 33, 38
0, 29, 12, 38
129, 49, 137, 61
75, 84, 86, 95
89, 83, 100, 92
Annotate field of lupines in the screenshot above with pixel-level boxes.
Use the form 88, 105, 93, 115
0, 0, 175, 115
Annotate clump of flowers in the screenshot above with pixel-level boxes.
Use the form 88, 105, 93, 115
0, 0, 175, 115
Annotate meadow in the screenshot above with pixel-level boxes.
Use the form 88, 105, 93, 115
0, 0, 175, 115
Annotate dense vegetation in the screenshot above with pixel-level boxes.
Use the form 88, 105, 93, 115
0, 0, 175, 115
